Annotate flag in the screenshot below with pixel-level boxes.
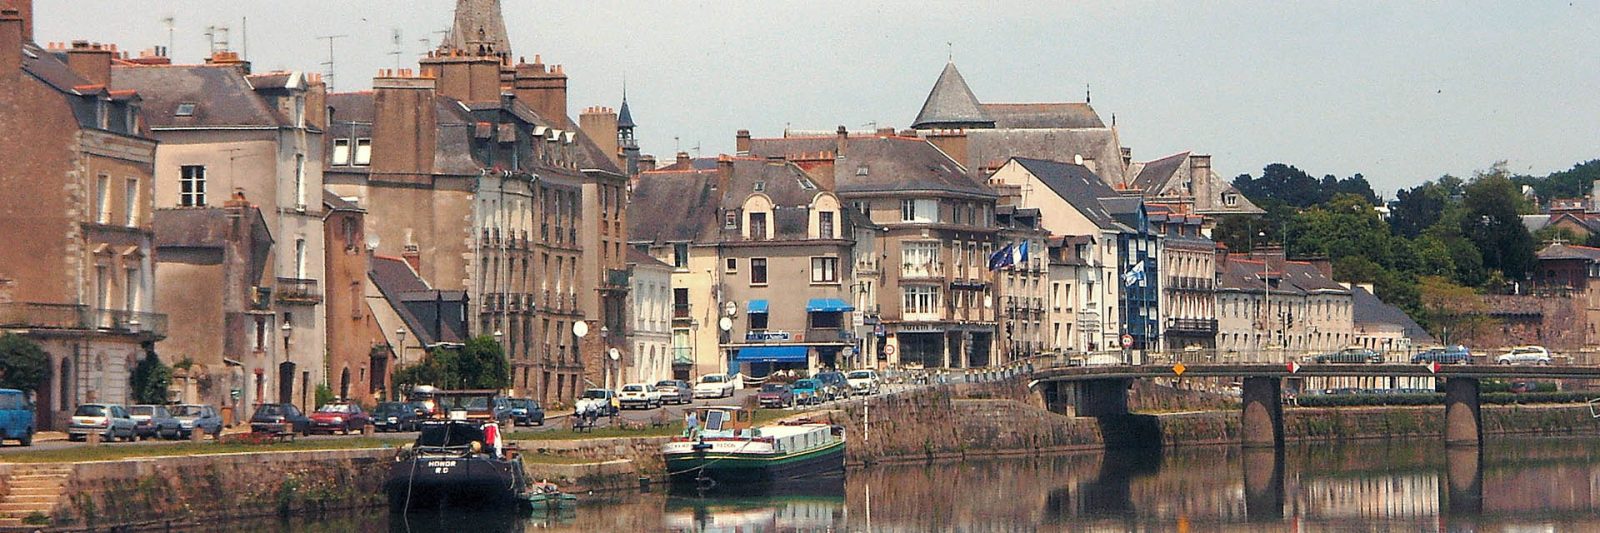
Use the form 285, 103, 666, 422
1122, 260, 1146, 287
1011, 240, 1029, 267
988, 243, 1015, 271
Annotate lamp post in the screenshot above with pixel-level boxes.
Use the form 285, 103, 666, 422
280, 320, 293, 406
600, 326, 611, 389
395, 327, 408, 367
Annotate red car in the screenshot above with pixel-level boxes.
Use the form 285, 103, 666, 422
308, 402, 371, 435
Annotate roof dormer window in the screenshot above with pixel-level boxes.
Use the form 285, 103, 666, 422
174, 102, 197, 117
753, 181, 765, 192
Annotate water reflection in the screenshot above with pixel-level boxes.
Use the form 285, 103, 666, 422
263, 436, 1600, 531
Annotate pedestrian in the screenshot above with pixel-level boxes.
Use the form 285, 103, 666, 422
685, 410, 700, 438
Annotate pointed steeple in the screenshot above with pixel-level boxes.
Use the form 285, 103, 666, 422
911, 61, 994, 130
617, 90, 636, 130
441, 0, 512, 58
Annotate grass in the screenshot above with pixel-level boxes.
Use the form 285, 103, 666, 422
505, 407, 809, 442
517, 453, 607, 465
0, 437, 411, 464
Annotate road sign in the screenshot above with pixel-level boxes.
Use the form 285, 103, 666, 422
1287, 361, 1301, 374
883, 344, 896, 356
1121, 334, 1133, 348
1426, 362, 1441, 374
1173, 362, 1187, 377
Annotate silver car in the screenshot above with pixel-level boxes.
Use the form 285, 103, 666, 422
654, 380, 693, 405
171, 404, 224, 438
68, 403, 136, 442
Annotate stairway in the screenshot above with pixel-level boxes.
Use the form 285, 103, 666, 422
0, 465, 72, 529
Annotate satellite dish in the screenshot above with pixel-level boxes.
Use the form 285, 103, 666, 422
1073, 154, 1084, 165
572, 321, 589, 338
718, 317, 733, 332
608, 348, 621, 361
722, 301, 738, 317
365, 233, 380, 251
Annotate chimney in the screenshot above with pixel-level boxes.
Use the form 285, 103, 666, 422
715, 154, 733, 192
1307, 257, 1333, 279
203, 50, 250, 74
510, 56, 568, 127
578, 106, 619, 164
1190, 154, 1214, 207
835, 125, 848, 155
303, 72, 328, 130
1214, 243, 1229, 271
0, 7, 19, 79
1121, 147, 1132, 170
65, 40, 114, 86
402, 244, 422, 274
735, 129, 751, 155
676, 152, 691, 167
370, 69, 439, 180
3, 0, 28, 43
1249, 245, 1286, 275
922, 129, 969, 172
420, 51, 500, 104
638, 154, 656, 172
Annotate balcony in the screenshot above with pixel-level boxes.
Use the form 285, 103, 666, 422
604, 268, 631, 290
673, 304, 691, 320
248, 286, 273, 311
274, 277, 322, 305
0, 302, 167, 338
1167, 318, 1218, 335
899, 262, 943, 280
1169, 276, 1215, 291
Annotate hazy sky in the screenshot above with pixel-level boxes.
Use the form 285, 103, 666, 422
34, 1, 1600, 197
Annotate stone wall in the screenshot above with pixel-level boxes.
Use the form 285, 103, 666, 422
1156, 404, 1597, 447
828, 387, 1105, 465
516, 436, 672, 490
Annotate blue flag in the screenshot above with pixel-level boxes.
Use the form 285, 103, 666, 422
988, 243, 1015, 271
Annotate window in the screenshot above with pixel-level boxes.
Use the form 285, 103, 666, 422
180, 165, 206, 207
174, 102, 196, 117
92, 174, 111, 223
1224, 193, 1239, 207
725, 257, 738, 273
899, 198, 938, 223
810, 311, 841, 329
818, 211, 835, 239
672, 243, 688, 268
124, 266, 139, 312
124, 178, 139, 226
293, 96, 305, 128
332, 139, 351, 165
724, 211, 738, 229
901, 241, 941, 277
749, 312, 768, 330
753, 181, 765, 192
354, 138, 373, 165
749, 212, 768, 240
751, 258, 768, 285
294, 154, 306, 208
811, 257, 838, 283
902, 285, 942, 317
294, 238, 307, 278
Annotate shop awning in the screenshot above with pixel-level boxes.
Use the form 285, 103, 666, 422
806, 298, 854, 313
747, 299, 769, 314
734, 346, 808, 363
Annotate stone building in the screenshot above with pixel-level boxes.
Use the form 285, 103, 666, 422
1045, 236, 1097, 354
322, 192, 388, 404
323, 1, 625, 404
112, 54, 329, 412
1351, 284, 1433, 356
0, 8, 163, 429
1534, 242, 1600, 347
626, 249, 671, 384
747, 131, 1002, 369
1214, 249, 1353, 360
152, 197, 271, 419
1127, 151, 1262, 216
995, 207, 1050, 360
627, 166, 724, 380
1150, 205, 1217, 351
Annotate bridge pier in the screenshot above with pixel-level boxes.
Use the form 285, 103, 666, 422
1241, 376, 1283, 449
1443, 377, 1482, 447
1242, 447, 1285, 521
1078, 378, 1131, 417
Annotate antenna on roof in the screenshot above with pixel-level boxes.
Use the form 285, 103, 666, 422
389, 28, 404, 68
204, 25, 230, 54
946, 41, 953, 62
162, 16, 175, 58
1085, 84, 1091, 104
317, 34, 349, 92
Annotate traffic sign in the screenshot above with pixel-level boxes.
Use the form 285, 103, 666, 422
883, 344, 896, 356
1173, 362, 1187, 377
1287, 361, 1301, 374
1120, 334, 1133, 348
1426, 362, 1441, 374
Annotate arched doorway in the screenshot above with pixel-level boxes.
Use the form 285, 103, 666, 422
339, 367, 350, 401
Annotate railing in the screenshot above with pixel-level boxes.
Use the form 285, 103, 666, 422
900, 263, 943, 279
274, 277, 322, 304
672, 347, 694, 365
249, 286, 273, 311
605, 268, 631, 289
0, 302, 167, 337
673, 304, 691, 319
1167, 318, 1219, 335
1168, 276, 1215, 291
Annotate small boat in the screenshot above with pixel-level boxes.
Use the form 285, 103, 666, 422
522, 484, 578, 511
385, 416, 527, 510
660, 407, 845, 488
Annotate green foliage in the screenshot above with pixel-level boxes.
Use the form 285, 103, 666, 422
1513, 159, 1600, 205
1417, 276, 1495, 345
314, 383, 335, 407
129, 347, 172, 405
1460, 163, 1537, 281
0, 333, 49, 392
390, 335, 508, 391
1232, 164, 1379, 208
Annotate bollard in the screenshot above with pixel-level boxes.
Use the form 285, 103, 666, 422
190, 427, 204, 442
87, 431, 101, 445
362, 423, 374, 436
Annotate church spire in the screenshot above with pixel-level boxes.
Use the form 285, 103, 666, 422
911, 60, 994, 130
440, 0, 512, 59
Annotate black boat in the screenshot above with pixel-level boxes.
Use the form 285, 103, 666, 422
385, 419, 527, 510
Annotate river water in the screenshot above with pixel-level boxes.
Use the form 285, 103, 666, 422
259, 436, 1600, 532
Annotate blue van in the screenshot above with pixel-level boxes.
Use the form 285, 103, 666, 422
0, 389, 34, 446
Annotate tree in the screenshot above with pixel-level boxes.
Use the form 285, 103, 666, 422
457, 335, 510, 390
0, 334, 48, 392
128, 346, 171, 404
1460, 164, 1536, 281
1417, 276, 1495, 345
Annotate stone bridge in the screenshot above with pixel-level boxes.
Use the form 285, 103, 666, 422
1024, 362, 1600, 448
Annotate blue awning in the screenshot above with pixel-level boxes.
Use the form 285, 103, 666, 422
734, 346, 808, 363
806, 298, 854, 313
747, 299, 769, 314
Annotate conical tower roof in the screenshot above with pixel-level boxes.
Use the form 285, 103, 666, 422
441, 0, 513, 57
618, 95, 636, 129
911, 61, 994, 130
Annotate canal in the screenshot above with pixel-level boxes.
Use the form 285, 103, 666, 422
243, 436, 1600, 531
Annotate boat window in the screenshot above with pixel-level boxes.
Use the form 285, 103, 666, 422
417, 422, 487, 448
704, 410, 726, 431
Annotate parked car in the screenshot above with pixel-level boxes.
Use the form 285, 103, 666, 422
372, 401, 423, 432
170, 404, 223, 439
814, 371, 848, 401
1412, 345, 1472, 365
1314, 348, 1384, 364
654, 380, 693, 405
249, 403, 311, 436
693, 374, 735, 399
1496, 346, 1552, 366
129, 404, 183, 440
846, 370, 881, 396
1510, 380, 1552, 393
68, 403, 136, 442
757, 383, 795, 408
618, 383, 664, 410
576, 388, 620, 417
0, 389, 34, 446
309, 402, 371, 435
792, 379, 822, 406
507, 398, 545, 426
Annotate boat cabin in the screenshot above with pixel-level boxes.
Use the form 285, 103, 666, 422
689, 406, 753, 437
429, 389, 505, 422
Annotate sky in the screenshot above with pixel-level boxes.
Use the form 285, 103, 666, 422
33, 1, 1600, 197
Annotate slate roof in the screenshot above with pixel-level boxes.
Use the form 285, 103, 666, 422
910, 62, 993, 129
625, 247, 670, 269
1009, 157, 1124, 231
617, 97, 636, 129
1537, 242, 1600, 261
1282, 262, 1349, 293
628, 169, 722, 244
369, 256, 467, 346
1352, 285, 1436, 343
747, 136, 842, 159
719, 158, 836, 242
1130, 151, 1190, 191
323, 91, 497, 177
322, 190, 362, 212
833, 136, 990, 197
965, 128, 1126, 182
980, 103, 1105, 129
111, 65, 290, 128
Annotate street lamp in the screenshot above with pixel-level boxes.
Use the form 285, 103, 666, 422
281, 320, 293, 359
395, 327, 408, 367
